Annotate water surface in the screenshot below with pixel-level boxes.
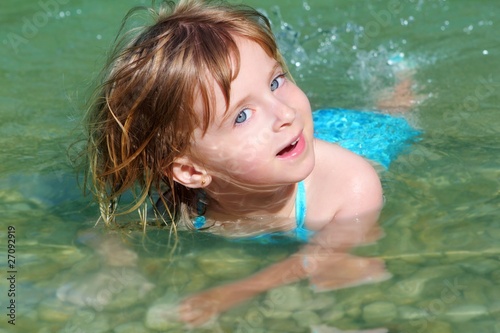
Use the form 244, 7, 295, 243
1, 0, 499, 332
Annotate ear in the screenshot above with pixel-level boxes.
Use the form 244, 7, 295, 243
171, 156, 211, 188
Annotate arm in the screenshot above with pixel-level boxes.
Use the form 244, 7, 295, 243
180, 150, 388, 326
180, 211, 388, 327
179, 252, 307, 326
301, 145, 390, 290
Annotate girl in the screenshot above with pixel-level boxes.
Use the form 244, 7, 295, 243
85, 0, 417, 326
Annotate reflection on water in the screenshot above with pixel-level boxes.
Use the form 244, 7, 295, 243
1, 0, 499, 332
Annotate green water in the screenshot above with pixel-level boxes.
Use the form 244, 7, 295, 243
1, 0, 499, 332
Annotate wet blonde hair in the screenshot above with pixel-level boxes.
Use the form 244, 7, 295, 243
85, 0, 288, 229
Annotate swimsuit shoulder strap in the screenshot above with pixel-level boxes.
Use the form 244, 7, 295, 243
295, 181, 307, 228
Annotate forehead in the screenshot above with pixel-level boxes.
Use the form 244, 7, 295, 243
193, 37, 278, 129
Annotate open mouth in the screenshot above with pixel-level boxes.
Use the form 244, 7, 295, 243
277, 137, 300, 156
276, 134, 305, 158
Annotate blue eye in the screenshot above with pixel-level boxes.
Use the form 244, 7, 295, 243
235, 109, 252, 124
271, 74, 285, 91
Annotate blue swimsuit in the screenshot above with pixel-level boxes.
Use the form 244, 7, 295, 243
226, 180, 314, 244
294, 181, 311, 242
313, 108, 420, 168
195, 108, 420, 243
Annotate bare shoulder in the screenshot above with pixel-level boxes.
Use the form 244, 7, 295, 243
304, 139, 383, 230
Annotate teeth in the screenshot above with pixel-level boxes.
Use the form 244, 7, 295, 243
277, 137, 300, 156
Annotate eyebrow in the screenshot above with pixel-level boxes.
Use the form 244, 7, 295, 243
220, 61, 282, 125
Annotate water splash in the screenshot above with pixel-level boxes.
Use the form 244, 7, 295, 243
260, 3, 437, 108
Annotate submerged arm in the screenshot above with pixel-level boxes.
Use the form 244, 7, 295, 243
180, 210, 386, 326
180, 146, 386, 326
180, 209, 387, 326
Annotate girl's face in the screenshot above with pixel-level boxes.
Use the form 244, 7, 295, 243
190, 37, 315, 187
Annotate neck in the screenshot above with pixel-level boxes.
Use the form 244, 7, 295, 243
203, 181, 297, 220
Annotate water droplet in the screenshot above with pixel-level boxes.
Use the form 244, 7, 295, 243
59, 11, 65, 18
96, 34, 102, 40
482, 50, 489, 55
76, 9, 82, 15
463, 25, 474, 33
387, 52, 405, 66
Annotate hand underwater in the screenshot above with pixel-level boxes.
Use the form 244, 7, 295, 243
179, 280, 260, 327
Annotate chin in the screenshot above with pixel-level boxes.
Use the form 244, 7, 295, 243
297, 158, 315, 182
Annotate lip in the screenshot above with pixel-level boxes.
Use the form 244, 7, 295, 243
276, 132, 306, 159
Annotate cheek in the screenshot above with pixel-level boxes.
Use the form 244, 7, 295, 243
296, 88, 312, 114
193, 127, 274, 178
225, 160, 255, 177
193, 142, 248, 174
288, 83, 310, 107
295, 90, 313, 129
209, 143, 269, 179
219, 147, 264, 177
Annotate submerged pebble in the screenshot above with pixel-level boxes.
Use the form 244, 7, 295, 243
24, 260, 63, 282
267, 285, 307, 311
56, 267, 155, 311
387, 277, 426, 302
397, 305, 428, 320
303, 293, 336, 311
158, 264, 208, 293
463, 287, 487, 304
334, 299, 362, 318
59, 310, 111, 333
413, 265, 464, 281
262, 309, 293, 319
320, 307, 344, 323
459, 258, 499, 275
267, 318, 305, 332
195, 248, 260, 279
292, 310, 322, 327
362, 301, 397, 324
445, 304, 488, 322
37, 297, 77, 323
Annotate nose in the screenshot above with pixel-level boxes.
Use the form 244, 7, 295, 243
272, 100, 296, 131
